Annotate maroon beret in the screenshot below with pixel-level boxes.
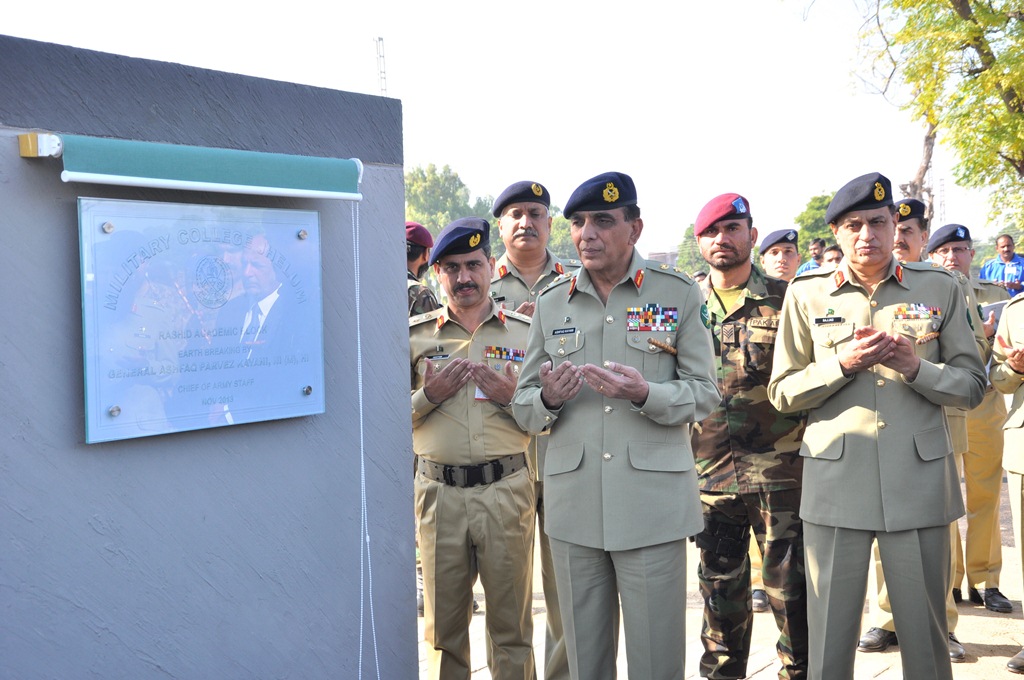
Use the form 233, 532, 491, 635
405, 221, 433, 248
694, 193, 751, 238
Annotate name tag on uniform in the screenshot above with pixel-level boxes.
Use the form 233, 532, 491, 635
426, 353, 450, 360
814, 316, 844, 325
746, 317, 779, 329
553, 327, 577, 335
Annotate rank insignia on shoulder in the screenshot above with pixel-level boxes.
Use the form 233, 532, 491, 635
555, 262, 565, 275
436, 315, 446, 329
498, 310, 507, 325
634, 269, 645, 289
498, 264, 509, 278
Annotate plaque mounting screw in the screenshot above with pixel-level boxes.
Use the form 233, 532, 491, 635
102, 222, 115, 234
109, 405, 122, 417
297, 229, 308, 240
302, 386, 313, 396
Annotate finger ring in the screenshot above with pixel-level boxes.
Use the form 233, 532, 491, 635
599, 385, 604, 392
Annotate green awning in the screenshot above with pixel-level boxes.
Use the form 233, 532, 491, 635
56, 134, 362, 200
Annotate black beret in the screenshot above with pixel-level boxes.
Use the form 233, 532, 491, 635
429, 217, 490, 265
896, 198, 926, 223
825, 172, 894, 224
759, 228, 799, 251
563, 171, 637, 217
927, 223, 972, 253
492, 181, 551, 217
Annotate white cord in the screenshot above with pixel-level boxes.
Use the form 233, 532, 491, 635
353, 200, 381, 679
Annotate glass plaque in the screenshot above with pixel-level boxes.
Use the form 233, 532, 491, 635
78, 198, 325, 443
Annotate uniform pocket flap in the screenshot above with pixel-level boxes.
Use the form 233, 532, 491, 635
810, 323, 855, 349
544, 331, 584, 359
913, 425, 953, 461
625, 332, 677, 354
545, 442, 584, 475
627, 441, 693, 472
800, 432, 844, 460
892, 319, 939, 342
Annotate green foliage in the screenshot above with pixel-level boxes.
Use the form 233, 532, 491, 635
793, 193, 835, 253
547, 208, 579, 262
404, 164, 492, 236
864, 0, 1024, 228
676, 225, 708, 276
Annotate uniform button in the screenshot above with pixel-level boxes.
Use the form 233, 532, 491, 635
557, 348, 565, 356
604, 405, 613, 413
876, 379, 885, 387
870, 300, 878, 308
602, 452, 612, 461
473, 434, 480, 440
824, 339, 833, 347
530, 291, 535, 297
544, 416, 552, 422
878, 422, 887, 429
605, 315, 614, 324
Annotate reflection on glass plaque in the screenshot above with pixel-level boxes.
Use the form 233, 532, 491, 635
79, 198, 325, 443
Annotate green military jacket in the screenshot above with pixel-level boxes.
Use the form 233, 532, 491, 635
992, 296, 1024, 474
768, 257, 986, 532
695, 267, 805, 493
408, 271, 440, 317
512, 249, 721, 551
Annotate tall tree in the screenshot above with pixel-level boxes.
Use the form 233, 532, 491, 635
862, 0, 1024, 227
405, 164, 491, 235
794, 193, 835, 252
676, 225, 708, 276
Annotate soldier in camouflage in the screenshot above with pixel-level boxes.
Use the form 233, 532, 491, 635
692, 194, 808, 680
407, 221, 441, 316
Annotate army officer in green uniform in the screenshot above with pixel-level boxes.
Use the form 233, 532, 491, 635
410, 218, 536, 679
767, 172, 986, 680
513, 172, 720, 680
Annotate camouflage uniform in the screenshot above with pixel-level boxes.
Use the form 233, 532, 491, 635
408, 271, 440, 317
694, 267, 808, 680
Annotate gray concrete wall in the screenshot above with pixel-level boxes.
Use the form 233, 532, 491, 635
0, 36, 416, 679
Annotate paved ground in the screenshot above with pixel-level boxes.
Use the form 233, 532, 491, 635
419, 478, 1023, 678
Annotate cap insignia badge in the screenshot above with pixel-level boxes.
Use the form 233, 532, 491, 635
469, 233, 481, 247
899, 203, 911, 217
874, 182, 886, 201
603, 182, 619, 203
531, 183, 543, 196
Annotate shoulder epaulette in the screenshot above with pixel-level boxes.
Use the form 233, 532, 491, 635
502, 309, 532, 324
409, 308, 444, 327
792, 267, 834, 281
647, 261, 694, 284
1005, 294, 1024, 310
902, 261, 955, 277
538, 274, 574, 296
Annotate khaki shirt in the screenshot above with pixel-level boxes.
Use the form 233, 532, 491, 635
410, 302, 531, 465
768, 257, 986, 532
992, 296, 1024, 473
490, 251, 578, 311
513, 249, 721, 551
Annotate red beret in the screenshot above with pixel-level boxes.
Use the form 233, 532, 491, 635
694, 193, 751, 238
405, 221, 433, 248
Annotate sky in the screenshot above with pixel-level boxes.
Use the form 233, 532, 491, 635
2, 0, 996, 256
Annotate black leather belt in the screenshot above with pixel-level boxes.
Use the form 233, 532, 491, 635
417, 453, 527, 488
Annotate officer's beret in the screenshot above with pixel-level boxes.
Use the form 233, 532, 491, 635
492, 181, 551, 217
563, 171, 637, 217
694, 193, 752, 236
896, 198, 926, 223
405, 221, 433, 248
927, 223, 972, 253
759, 228, 799, 251
825, 172, 893, 224
429, 217, 491, 265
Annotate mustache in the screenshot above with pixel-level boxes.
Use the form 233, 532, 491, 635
514, 227, 539, 238
454, 283, 478, 293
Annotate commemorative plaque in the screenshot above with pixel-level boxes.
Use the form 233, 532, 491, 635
78, 198, 325, 443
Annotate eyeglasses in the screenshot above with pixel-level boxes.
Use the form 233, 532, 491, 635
932, 246, 971, 257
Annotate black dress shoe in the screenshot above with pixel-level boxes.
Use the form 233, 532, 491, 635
1008, 647, 1024, 674
952, 587, 962, 603
971, 587, 1013, 613
858, 627, 898, 652
948, 633, 965, 662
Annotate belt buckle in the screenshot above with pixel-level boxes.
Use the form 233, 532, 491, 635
442, 465, 457, 486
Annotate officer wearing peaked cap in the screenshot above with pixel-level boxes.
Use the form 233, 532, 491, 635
410, 216, 538, 679
491, 180, 573, 680
768, 172, 986, 680
513, 171, 721, 679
